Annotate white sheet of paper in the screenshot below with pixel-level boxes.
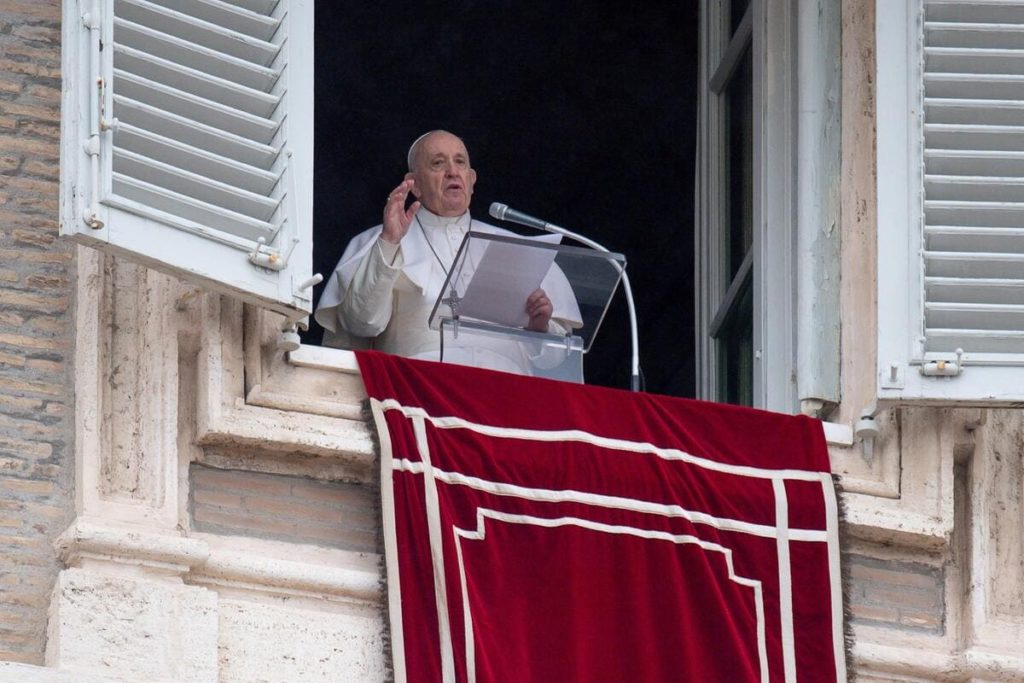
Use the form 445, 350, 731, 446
458, 234, 562, 328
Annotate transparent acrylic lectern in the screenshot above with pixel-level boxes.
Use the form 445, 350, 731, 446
427, 231, 626, 382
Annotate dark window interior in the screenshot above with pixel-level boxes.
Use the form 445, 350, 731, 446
309, 1, 698, 397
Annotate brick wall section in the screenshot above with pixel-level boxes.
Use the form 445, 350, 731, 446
190, 465, 378, 553
846, 553, 945, 634
0, 0, 76, 667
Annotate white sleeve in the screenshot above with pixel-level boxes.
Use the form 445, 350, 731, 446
336, 238, 405, 337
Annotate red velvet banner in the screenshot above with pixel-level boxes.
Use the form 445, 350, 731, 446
357, 351, 845, 683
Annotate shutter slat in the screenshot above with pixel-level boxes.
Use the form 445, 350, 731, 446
112, 95, 279, 169
925, 199, 1024, 226
925, 22, 1024, 50
116, 0, 279, 66
114, 17, 279, 92
114, 122, 280, 195
218, 0, 279, 15
924, 250, 1024, 279
113, 148, 281, 220
925, 174, 1024, 202
152, 0, 280, 41
926, 73, 1024, 100
925, 98, 1024, 126
925, 149, 1024, 175
926, 225, 1024, 252
924, 328, 1024, 354
926, 123, 1024, 151
925, 47, 1024, 75
927, 276, 1024, 305
927, 1, 1024, 25
112, 172, 278, 242
113, 44, 280, 118
926, 301, 1024, 330
114, 70, 279, 143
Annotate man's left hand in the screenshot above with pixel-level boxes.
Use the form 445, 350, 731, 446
525, 288, 553, 332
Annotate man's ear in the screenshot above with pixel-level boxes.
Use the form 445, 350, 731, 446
405, 171, 420, 197
468, 168, 477, 188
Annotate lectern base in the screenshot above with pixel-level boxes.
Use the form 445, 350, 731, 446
438, 318, 584, 383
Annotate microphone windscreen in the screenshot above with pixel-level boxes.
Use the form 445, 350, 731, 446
489, 202, 508, 220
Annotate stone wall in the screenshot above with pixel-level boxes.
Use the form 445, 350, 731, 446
0, 0, 74, 667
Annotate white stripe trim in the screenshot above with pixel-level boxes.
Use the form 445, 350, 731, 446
394, 458, 829, 542
822, 474, 847, 681
774, 479, 797, 683
376, 399, 826, 482
371, 398, 408, 683
452, 508, 770, 683
452, 525, 476, 683
413, 416, 456, 683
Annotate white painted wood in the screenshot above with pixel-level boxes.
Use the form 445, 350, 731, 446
111, 94, 279, 165
756, 0, 799, 413
117, 0, 281, 63
695, 0, 798, 412
796, 0, 842, 410
876, 0, 1024, 403
60, 0, 315, 319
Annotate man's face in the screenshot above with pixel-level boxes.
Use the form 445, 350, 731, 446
407, 132, 477, 217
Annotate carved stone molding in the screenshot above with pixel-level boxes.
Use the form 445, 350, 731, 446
191, 298, 375, 483
74, 248, 183, 528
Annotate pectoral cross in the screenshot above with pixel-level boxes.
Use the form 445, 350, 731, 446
442, 285, 461, 338
442, 285, 461, 317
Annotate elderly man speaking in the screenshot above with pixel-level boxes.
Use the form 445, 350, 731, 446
315, 130, 580, 374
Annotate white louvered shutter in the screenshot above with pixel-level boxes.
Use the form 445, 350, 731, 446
877, 0, 1024, 404
923, 0, 1024, 355
61, 0, 315, 317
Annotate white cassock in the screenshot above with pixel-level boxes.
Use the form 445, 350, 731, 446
314, 207, 583, 375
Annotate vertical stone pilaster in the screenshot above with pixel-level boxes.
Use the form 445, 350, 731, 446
47, 249, 218, 681
75, 249, 181, 527
969, 410, 1024, 646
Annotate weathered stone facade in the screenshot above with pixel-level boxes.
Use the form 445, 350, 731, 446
0, 0, 1021, 681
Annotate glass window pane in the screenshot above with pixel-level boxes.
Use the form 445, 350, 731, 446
729, 0, 752, 36
717, 277, 754, 406
725, 44, 753, 281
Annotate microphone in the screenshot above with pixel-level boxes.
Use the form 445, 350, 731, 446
488, 203, 552, 231
488, 202, 642, 392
